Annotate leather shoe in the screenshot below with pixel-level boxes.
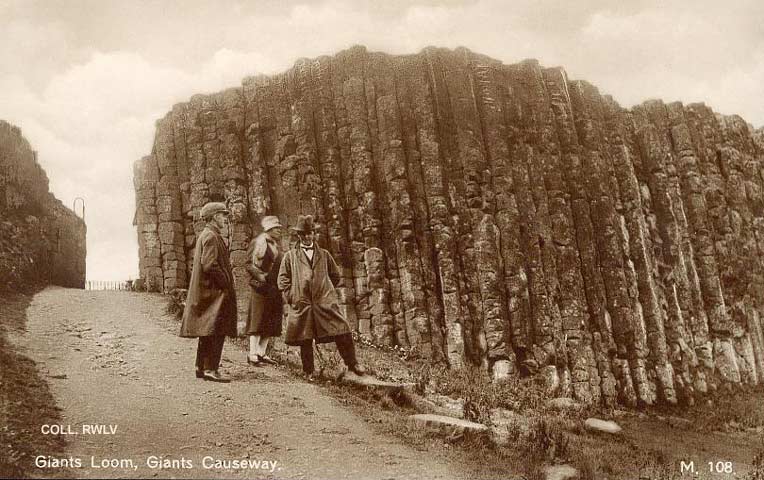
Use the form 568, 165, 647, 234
349, 364, 367, 376
247, 356, 261, 366
257, 355, 278, 366
202, 370, 231, 383
195, 369, 204, 379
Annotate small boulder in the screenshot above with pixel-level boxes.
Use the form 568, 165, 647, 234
408, 414, 489, 437
584, 417, 622, 434
339, 371, 413, 393
544, 464, 578, 480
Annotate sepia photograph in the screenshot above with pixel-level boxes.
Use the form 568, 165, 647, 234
1, 1, 763, 478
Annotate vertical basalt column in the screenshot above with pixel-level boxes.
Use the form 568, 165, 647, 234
371, 52, 445, 358
183, 96, 209, 274
342, 73, 375, 334
353, 55, 428, 358
469, 59, 516, 378
637, 102, 703, 403
216, 89, 250, 329
242, 76, 273, 219
375, 90, 417, 347
611, 104, 688, 404
328, 50, 366, 336
666, 105, 740, 388
722, 115, 764, 384
632, 104, 711, 397
154, 115, 186, 293
505, 61, 567, 385
396, 53, 464, 362
543, 68, 610, 403
427, 49, 492, 368
709, 116, 761, 386
308, 55, 360, 332
290, 59, 326, 223
701, 111, 762, 385
133, 154, 162, 291
570, 81, 658, 405
510, 142, 557, 370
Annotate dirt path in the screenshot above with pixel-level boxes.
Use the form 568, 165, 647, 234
13, 287, 479, 479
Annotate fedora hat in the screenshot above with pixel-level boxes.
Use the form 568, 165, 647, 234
290, 214, 314, 234
200, 202, 230, 220
261, 215, 283, 231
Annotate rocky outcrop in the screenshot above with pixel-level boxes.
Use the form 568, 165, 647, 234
0, 121, 86, 291
133, 46, 764, 406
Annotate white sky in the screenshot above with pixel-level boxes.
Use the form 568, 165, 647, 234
1, 0, 762, 281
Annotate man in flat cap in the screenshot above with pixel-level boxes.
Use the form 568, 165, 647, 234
244, 215, 285, 366
180, 201, 237, 382
277, 214, 365, 380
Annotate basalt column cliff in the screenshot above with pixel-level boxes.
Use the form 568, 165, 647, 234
0, 121, 86, 291
134, 46, 764, 406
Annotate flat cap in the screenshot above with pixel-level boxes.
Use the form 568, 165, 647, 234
200, 202, 230, 219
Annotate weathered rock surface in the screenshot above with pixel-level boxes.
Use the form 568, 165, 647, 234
544, 464, 579, 480
0, 121, 86, 291
133, 46, 764, 406
584, 418, 622, 434
339, 371, 414, 392
407, 414, 489, 436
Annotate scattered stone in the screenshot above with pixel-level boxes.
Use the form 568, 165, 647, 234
339, 371, 413, 393
49, 373, 67, 379
491, 360, 512, 381
544, 464, 578, 480
404, 393, 463, 418
427, 394, 465, 417
584, 418, 622, 434
546, 397, 582, 412
408, 414, 489, 437
667, 416, 692, 428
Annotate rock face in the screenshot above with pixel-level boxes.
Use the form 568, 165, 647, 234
133, 46, 764, 406
0, 121, 86, 291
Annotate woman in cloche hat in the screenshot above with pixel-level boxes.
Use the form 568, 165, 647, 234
244, 215, 286, 366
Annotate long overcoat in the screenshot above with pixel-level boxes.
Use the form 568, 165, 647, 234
179, 225, 237, 338
244, 232, 283, 337
277, 246, 351, 345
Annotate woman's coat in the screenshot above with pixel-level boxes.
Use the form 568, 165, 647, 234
244, 232, 284, 337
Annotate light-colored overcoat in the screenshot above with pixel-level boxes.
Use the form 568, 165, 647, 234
277, 246, 350, 345
179, 225, 237, 338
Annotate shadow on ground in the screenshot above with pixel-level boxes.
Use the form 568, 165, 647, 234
0, 289, 68, 478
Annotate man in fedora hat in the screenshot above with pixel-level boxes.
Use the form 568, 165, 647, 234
244, 215, 285, 366
179, 201, 238, 383
277, 214, 366, 380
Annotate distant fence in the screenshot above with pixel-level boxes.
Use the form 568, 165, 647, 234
86, 280, 134, 291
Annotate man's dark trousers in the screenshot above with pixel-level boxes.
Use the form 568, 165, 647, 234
195, 336, 225, 371
299, 333, 358, 374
